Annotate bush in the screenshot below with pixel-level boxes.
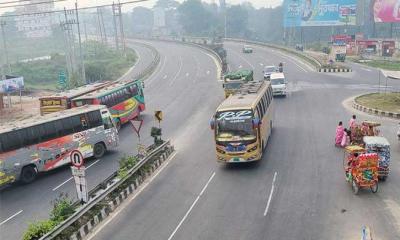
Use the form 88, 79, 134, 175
23, 220, 56, 240
118, 155, 139, 178
50, 193, 75, 223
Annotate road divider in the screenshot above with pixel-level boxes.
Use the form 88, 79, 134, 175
36, 141, 175, 240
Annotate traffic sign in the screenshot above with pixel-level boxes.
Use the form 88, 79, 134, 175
70, 150, 84, 168
58, 71, 67, 89
71, 166, 88, 204
155, 111, 163, 122
130, 119, 143, 137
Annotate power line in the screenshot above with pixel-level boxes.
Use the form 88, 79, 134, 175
0, 0, 149, 18
0, 0, 66, 10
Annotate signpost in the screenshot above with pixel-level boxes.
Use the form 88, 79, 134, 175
70, 150, 88, 204
155, 110, 162, 127
58, 71, 67, 89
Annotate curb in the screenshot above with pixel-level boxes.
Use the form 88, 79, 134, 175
352, 101, 400, 119
318, 68, 352, 73
68, 146, 174, 240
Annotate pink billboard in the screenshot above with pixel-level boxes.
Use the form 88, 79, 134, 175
373, 0, 400, 22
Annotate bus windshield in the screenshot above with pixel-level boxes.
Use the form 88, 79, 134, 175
215, 110, 256, 141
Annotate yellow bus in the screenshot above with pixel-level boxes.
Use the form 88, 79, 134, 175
210, 81, 274, 163
39, 82, 110, 115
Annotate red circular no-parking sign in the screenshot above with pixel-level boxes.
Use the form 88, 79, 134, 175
70, 150, 84, 168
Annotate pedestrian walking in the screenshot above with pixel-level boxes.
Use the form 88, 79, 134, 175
335, 121, 344, 146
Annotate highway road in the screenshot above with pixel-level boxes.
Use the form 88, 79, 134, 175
89, 40, 400, 240
1, 39, 399, 240
0, 41, 168, 240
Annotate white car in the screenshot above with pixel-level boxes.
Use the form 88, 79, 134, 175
263, 66, 277, 80
270, 72, 287, 96
242, 45, 253, 53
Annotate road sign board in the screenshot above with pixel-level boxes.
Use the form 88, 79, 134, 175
155, 110, 163, 121
130, 119, 143, 137
70, 150, 84, 168
71, 166, 86, 177
71, 166, 88, 204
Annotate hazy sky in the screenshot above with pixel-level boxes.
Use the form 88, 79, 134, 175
0, 0, 284, 15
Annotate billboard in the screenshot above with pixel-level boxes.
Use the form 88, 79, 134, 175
373, 0, 400, 22
0, 76, 24, 94
284, 0, 357, 27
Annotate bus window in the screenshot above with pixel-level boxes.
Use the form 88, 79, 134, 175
103, 116, 114, 129
4, 131, 22, 152
88, 111, 102, 128
41, 122, 58, 142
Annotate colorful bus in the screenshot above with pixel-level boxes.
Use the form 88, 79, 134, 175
210, 81, 274, 163
71, 80, 145, 128
39, 82, 110, 115
0, 105, 118, 185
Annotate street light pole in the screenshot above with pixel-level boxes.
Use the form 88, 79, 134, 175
0, 20, 10, 79
75, 1, 86, 84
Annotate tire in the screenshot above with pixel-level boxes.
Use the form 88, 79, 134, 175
371, 183, 378, 193
352, 180, 359, 195
93, 143, 106, 159
20, 165, 37, 184
378, 176, 387, 181
116, 119, 121, 131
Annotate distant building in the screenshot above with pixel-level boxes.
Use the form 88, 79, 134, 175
15, 0, 56, 38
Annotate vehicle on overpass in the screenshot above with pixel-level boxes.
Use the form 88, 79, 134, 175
270, 72, 287, 96
210, 81, 274, 163
72, 80, 145, 129
0, 105, 118, 185
39, 82, 110, 115
223, 69, 254, 98
242, 45, 253, 53
263, 65, 277, 80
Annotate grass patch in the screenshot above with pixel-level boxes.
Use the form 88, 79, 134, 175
355, 92, 400, 113
358, 60, 400, 71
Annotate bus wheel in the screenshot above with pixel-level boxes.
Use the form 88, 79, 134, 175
20, 165, 37, 184
94, 143, 106, 159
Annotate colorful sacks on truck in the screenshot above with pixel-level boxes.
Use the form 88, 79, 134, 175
357, 153, 379, 168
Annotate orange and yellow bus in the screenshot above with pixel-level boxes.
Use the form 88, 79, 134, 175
39, 82, 110, 115
210, 81, 274, 163
71, 80, 145, 129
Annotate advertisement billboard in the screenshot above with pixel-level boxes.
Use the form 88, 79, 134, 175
0, 76, 24, 94
373, 0, 400, 22
284, 0, 357, 27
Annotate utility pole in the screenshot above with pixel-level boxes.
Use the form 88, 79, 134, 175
96, 7, 104, 43
75, 1, 86, 84
112, 2, 119, 50
118, 1, 126, 53
83, 20, 88, 42
0, 21, 10, 79
99, 7, 107, 44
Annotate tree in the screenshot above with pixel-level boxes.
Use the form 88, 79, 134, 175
154, 0, 179, 10
226, 5, 249, 38
178, 0, 216, 36
131, 7, 154, 35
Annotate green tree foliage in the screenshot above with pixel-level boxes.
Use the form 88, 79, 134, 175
23, 220, 56, 240
118, 155, 139, 178
50, 193, 75, 223
178, 0, 216, 36
226, 5, 249, 38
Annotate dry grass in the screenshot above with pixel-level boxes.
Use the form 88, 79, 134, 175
355, 92, 400, 113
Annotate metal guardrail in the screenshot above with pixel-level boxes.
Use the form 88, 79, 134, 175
224, 38, 322, 70
39, 140, 173, 240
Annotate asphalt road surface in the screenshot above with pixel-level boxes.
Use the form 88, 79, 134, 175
0, 41, 174, 240
90, 41, 400, 240
1, 40, 399, 240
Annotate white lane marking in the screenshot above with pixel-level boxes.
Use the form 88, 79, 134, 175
0, 210, 23, 226
185, 72, 189, 77
264, 171, 278, 217
146, 54, 167, 86
225, 46, 255, 69
167, 172, 216, 240
86, 151, 178, 240
205, 53, 222, 79
52, 159, 100, 191
361, 67, 372, 72
163, 75, 168, 79
259, 63, 264, 66
169, 56, 183, 86
238, 65, 243, 68
206, 70, 210, 75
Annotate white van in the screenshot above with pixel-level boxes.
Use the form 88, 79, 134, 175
270, 72, 287, 96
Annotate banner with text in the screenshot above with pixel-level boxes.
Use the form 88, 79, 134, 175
284, 0, 357, 27
0, 76, 24, 94
373, 0, 400, 22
